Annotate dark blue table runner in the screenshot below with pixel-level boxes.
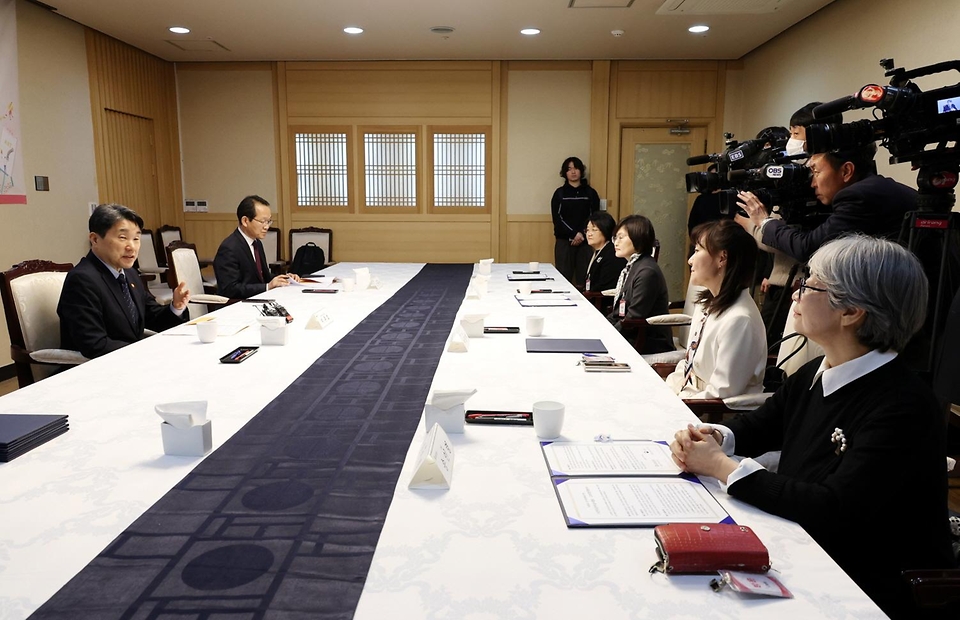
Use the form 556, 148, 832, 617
32, 264, 473, 619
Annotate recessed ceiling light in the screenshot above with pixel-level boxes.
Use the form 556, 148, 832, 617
169, 26, 190, 34
688, 25, 710, 34
344, 26, 364, 35
430, 26, 456, 35
520, 28, 541, 36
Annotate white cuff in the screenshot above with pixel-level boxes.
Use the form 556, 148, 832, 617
721, 457, 766, 493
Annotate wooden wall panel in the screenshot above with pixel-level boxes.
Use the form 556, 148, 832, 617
504, 216, 555, 264
86, 29, 183, 229
183, 213, 238, 260
101, 111, 160, 228
300, 221, 492, 263
616, 70, 718, 119
285, 65, 493, 119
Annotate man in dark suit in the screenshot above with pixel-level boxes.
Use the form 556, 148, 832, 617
58, 204, 190, 359
213, 195, 298, 299
735, 142, 917, 263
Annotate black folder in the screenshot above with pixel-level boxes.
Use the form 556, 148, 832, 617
0, 414, 69, 462
525, 338, 608, 354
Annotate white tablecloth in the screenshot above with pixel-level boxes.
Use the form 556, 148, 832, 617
0, 263, 883, 619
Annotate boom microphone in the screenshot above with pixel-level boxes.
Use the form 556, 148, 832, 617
686, 154, 715, 166
813, 95, 856, 119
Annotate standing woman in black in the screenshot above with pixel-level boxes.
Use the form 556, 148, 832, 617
551, 156, 599, 286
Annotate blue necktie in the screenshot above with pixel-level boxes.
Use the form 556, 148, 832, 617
117, 272, 139, 325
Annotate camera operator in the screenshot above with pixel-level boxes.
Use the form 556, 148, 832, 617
735, 141, 918, 264
746, 104, 839, 340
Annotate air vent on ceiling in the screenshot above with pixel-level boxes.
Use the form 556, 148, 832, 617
568, 0, 635, 8
656, 0, 794, 14
165, 39, 231, 52
430, 26, 456, 34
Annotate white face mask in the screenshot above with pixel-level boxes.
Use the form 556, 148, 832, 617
786, 138, 806, 157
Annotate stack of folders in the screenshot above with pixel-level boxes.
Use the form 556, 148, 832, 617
0, 414, 69, 462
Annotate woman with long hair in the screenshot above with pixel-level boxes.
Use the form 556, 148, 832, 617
665, 219, 766, 399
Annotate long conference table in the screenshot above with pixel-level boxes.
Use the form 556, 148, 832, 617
0, 262, 885, 619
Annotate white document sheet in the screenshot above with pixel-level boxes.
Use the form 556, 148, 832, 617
541, 440, 681, 476
552, 476, 731, 527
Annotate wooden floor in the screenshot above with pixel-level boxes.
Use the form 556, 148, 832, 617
1, 374, 959, 512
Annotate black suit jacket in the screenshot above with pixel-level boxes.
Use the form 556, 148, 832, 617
58, 251, 188, 359
583, 242, 626, 293
213, 229, 272, 299
762, 174, 917, 263
607, 255, 672, 354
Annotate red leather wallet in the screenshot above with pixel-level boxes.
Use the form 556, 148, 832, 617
650, 523, 771, 574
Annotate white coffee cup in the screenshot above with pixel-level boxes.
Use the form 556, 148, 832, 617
342, 277, 356, 292
533, 401, 565, 439
517, 281, 533, 295
526, 315, 544, 337
196, 320, 218, 343
529, 261, 539, 272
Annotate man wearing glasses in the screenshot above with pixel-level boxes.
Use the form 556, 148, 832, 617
214, 195, 300, 299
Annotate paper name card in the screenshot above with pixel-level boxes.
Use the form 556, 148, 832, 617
370, 276, 383, 289
447, 324, 470, 352
306, 308, 334, 330
408, 423, 455, 489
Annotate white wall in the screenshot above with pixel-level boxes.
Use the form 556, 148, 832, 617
505, 70, 592, 214
1, 0, 98, 366
177, 67, 278, 213
732, 0, 960, 189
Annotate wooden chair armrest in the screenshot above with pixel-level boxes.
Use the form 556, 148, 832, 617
681, 398, 731, 424
650, 362, 675, 380
903, 569, 960, 609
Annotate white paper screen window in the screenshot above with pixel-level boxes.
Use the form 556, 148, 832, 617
433, 133, 485, 208
364, 133, 417, 208
295, 133, 348, 207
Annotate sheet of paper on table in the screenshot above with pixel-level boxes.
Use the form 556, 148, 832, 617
541, 440, 681, 476
551, 475, 732, 527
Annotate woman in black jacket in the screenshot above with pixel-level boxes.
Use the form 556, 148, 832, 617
582, 211, 626, 293
606, 214, 672, 354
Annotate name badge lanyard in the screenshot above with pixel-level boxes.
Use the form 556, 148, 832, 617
682, 311, 710, 387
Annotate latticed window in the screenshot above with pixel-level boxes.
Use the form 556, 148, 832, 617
363, 132, 417, 208
294, 132, 348, 207
432, 133, 486, 208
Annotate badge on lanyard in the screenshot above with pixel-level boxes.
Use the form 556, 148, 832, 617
585, 277, 591, 291
618, 298, 626, 317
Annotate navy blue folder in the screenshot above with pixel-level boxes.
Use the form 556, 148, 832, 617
0, 414, 69, 462
525, 338, 608, 354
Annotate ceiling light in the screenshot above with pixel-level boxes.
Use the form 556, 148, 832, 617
169, 26, 190, 34
688, 25, 709, 34
430, 26, 455, 35
344, 26, 364, 35
520, 28, 541, 36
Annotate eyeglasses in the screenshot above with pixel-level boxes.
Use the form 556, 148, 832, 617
252, 218, 273, 227
796, 277, 828, 300
612, 233, 628, 242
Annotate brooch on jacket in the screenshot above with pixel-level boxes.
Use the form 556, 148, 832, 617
830, 427, 847, 456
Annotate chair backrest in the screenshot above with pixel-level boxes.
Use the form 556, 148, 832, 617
165, 241, 209, 316
776, 299, 825, 375
156, 225, 183, 266
264, 227, 282, 262
138, 229, 162, 272
677, 283, 705, 348
0, 259, 74, 385
290, 227, 332, 265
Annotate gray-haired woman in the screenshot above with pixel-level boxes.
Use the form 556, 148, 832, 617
670, 235, 953, 619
